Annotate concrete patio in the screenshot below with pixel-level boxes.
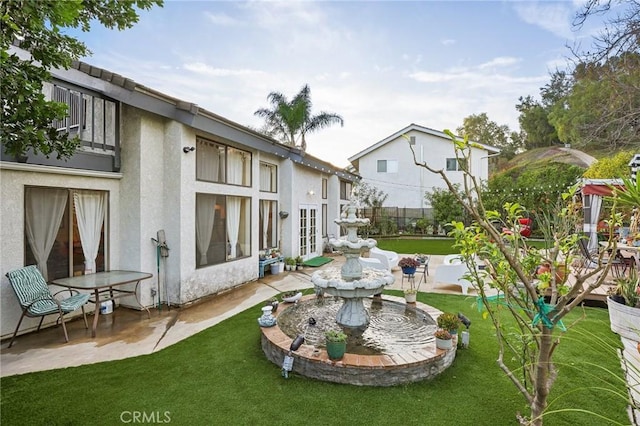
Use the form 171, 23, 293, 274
2, 254, 490, 377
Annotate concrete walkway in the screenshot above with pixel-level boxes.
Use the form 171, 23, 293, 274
1, 254, 477, 377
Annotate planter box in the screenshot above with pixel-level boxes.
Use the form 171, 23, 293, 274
607, 296, 640, 341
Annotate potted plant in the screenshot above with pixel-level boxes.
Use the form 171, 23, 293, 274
325, 329, 347, 360
295, 256, 304, 270
404, 287, 418, 303
284, 257, 296, 271
607, 267, 640, 340
398, 257, 420, 275
434, 329, 453, 350
437, 312, 461, 334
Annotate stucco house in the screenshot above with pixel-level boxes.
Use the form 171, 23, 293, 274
348, 124, 500, 209
0, 46, 357, 340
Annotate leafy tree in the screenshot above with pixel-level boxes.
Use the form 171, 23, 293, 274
515, 95, 561, 150
549, 53, 640, 150
409, 130, 623, 425
254, 84, 343, 151
456, 113, 522, 160
424, 185, 467, 232
0, 0, 162, 159
583, 150, 635, 178
352, 181, 388, 230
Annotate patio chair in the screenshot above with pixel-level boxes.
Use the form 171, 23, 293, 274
576, 238, 628, 278
5, 265, 89, 348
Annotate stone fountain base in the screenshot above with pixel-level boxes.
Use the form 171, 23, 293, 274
260, 295, 457, 386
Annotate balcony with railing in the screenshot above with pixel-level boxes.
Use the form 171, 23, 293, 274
1, 81, 121, 172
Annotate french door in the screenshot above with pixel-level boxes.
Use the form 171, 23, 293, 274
299, 204, 318, 260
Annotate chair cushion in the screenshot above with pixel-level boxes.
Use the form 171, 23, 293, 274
7, 265, 90, 315
6, 265, 50, 308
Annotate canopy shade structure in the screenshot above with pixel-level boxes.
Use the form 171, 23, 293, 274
580, 179, 623, 251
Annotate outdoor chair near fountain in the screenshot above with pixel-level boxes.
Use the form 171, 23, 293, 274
434, 254, 487, 295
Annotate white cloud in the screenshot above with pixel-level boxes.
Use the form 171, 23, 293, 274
204, 12, 241, 27
513, 2, 574, 39
183, 62, 265, 77
441, 39, 455, 46
478, 56, 521, 69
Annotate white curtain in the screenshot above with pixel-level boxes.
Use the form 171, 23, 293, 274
227, 150, 244, 185
270, 202, 278, 247
227, 196, 241, 258
588, 195, 603, 252
197, 140, 220, 181
196, 194, 216, 265
260, 164, 271, 191
25, 188, 68, 280
73, 190, 106, 274
261, 201, 270, 248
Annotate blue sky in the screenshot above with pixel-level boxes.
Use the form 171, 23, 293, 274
71, 1, 607, 167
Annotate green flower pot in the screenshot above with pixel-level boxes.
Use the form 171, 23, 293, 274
326, 340, 347, 360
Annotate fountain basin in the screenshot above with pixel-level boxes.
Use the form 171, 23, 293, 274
260, 295, 457, 386
312, 267, 394, 327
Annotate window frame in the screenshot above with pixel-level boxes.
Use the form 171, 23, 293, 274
195, 193, 251, 268
259, 162, 278, 193
196, 137, 252, 187
24, 186, 108, 281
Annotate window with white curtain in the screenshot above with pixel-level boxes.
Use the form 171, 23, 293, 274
259, 162, 277, 192
196, 193, 250, 268
259, 200, 277, 250
196, 137, 252, 186
24, 187, 107, 281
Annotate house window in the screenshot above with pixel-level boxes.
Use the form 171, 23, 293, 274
322, 178, 327, 199
196, 138, 252, 186
259, 200, 278, 250
377, 160, 398, 173
322, 203, 328, 236
24, 187, 108, 281
259, 163, 277, 192
195, 193, 251, 268
446, 158, 464, 171
52, 85, 85, 133
340, 181, 352, 200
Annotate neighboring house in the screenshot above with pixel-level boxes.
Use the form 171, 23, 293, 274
348, 124, 500, 209
0, 46, 357, 340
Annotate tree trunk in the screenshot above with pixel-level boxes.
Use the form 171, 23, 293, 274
530, 329, 554, 425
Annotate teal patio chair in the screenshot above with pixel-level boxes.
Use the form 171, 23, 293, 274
5, 265, 90, 348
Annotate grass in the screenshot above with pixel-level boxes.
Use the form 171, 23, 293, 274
376, 236, 547, 255
0, 292, 628, 425
376, 237, 460, 255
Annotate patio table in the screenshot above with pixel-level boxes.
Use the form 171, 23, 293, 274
51, 270, 152, 337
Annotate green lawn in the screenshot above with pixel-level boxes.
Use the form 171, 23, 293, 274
376, 237, 460, 255
376, 237, 547, 255
0, 292, 628, 425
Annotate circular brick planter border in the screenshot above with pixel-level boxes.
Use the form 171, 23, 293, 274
261, 295, 457, 386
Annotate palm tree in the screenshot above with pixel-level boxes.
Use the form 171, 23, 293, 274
254, 84, 343, 151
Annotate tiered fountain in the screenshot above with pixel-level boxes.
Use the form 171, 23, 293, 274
259, 202, 457, 386
310, 204, 394, 327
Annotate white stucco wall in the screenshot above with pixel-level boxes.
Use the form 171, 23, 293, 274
0, 107, 355, 339
0, 165, 121, 338
356, 130, 491, 209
